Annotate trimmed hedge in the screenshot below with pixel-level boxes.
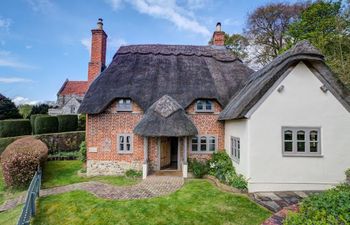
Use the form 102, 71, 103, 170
57, 115, 78, 132
1, 137, 48, 188
0, 119, 32, 138
34, 115, 58, 134
30, 114, 45, 134
78, 114, 86, 131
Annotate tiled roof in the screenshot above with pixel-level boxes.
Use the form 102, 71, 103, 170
59, 80, 88, 96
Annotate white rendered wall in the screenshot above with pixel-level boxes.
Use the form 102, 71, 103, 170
224, 119, 249, 177
247, 62, 350, 192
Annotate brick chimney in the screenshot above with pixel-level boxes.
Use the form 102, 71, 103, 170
88, 18, 107, 84
212, 22, 225, 46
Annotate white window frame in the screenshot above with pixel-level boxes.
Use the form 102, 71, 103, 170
117, 99, 132, 112
195, 100, 214, 113
117, 134, 133, 154
190, 135, 217, 153
230, 136, 240, 163
282, 127, 321, 157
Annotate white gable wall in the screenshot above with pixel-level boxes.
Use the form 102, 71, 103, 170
246, 62, 350, 192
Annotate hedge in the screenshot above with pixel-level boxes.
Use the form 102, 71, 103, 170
34, 115, 58, 134
1, 137, 48, 188
30, 114, 45, 134
57, 115, 78, 132
0, 131, 85, 155
0, 119, 32, 138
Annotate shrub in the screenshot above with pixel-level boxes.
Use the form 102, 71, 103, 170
1, 137, 48, 188
189, 159, 209, 178
34, 115, 58, 134
0, 136, 22, 155
79, 141, 87, 162
346, 168, 350, 177
57, 115, 78, 132
0, 119, 32, 137
284, 184, 350, 225
30, 114, 45, 134
125, 169, 142, 178
78, 114, 86, 131
208, 151, 247, 190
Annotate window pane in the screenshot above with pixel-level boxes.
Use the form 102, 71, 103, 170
297, 142, 305, 152
200, 137, 207, 151
126, 144, 131, 151
120, 136, 124, 144
237, 140, 240, 150
200, 136, 207, 144
205, 100, 212, 111
192, 137, 198, 144
125, 99, 131, 104
297, 131, 305, 140
284, 130, 293, 140
284, 142, 292, 152
196, 100, 203, 110
310, 142, 318, 152
238, 148, 240, 159
119, 99, 124, 104
192, 137, 198, 151
209, 144, 215, 151
310, 131, 318, 141
126, 136, 130, 144
120, 143, 124, 151
209, 136, 215, 144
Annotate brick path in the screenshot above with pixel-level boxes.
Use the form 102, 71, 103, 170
0, 176, 184, 212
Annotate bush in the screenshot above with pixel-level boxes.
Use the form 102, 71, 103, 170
30, 114, 45, 134
284, 184, 350, 225
78, 114, 86, 131
346, 168, 350, 177
125, 169, 142, 178
1, 137, 48, 188
79, 141, 86, 162
189, 159, 209, 178
0, 119, 32, 137
57, 115, 78, 132
34, 115, 58, 134
208, 151, 247, 190
0, 136, 22, 155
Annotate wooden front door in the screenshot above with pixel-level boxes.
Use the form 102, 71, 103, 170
160, 138, 171, 169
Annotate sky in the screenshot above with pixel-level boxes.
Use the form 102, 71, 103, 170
0, 0, 299, 105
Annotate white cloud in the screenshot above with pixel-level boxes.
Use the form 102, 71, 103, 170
12, 96, 39, 106
81, 37, 91, 52
0, 58, 36, 69
0, 18, 11, 30
105, 0, 210, 37
109, 37, 127, 50
25, 45, 33, 49
26, 0, 55, 14
105, 0, 124, 10
223, 18, 242, 27
0, 77, 33, 83
186, 0, 209, 9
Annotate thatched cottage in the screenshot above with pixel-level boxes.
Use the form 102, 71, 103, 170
79, 19, 350, 192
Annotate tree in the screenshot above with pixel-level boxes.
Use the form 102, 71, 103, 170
31, 104, 49, 115
18, 104, 33, 119
288, 0, 350, 87
0, 94, 21, 120
245, 2, 308, 65
209, 33, 250, 60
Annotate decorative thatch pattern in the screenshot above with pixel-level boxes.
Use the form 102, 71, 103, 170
219, 41, 350, 120
133, 95, 198, 137
78, 44, 254, 114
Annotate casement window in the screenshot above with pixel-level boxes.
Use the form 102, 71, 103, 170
117, 99, 132, 112
70, 105, 76, 114
282, 127, 321, 156
191, 135, 217, 153
195, 100, 213, 112
117, 134, 133, 153
231, 136, 240, 162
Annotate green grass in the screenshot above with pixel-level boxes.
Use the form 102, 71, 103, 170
0, 205, 22, 225
42, 160, 140, 189
0, 168, 25, 205
32, 180, 271, 225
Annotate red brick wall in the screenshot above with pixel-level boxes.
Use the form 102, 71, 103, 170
88, 29, 107, 84
86, 99, 225, 171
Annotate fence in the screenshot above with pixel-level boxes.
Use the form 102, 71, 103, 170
17, 167, 42, 225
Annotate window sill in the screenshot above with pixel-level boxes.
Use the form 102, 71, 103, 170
282, 153, 323, 158
116, 110, 132, 112
190, 151, 215, 154
232, 158, 240, 164
195, 111, 214, 113
117, 152, 133, 154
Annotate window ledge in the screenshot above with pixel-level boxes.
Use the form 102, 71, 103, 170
282, 154, 323, 158
117, 152, 133, 154
190, 151, 215, 154
195, 111, 214, 113
116, 110, 132, 112
232, 158, 240, 164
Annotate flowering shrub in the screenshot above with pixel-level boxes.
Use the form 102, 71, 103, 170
1, 137, 48, 188
208, 152, 247, 190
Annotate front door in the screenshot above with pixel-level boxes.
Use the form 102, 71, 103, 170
160, 137, 178, 170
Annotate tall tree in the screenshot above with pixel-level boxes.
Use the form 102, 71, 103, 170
18, 104, 33, 119
31, 104, 49, 115
288, 0, 350, 87
209, 33, 250, 60
245, 2, 308, 65
0, 94, 21, 120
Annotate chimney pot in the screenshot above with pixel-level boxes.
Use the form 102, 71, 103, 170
97, 18, 103, 30
216, 22, 221, 32
212, 22, 225, 46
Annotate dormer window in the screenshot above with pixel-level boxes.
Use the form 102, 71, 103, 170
195, 100, 213, 112
117, 99, 132, 112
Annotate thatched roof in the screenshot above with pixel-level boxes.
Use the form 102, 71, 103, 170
78, 44, 254, 114
219, 41, 350, 120
133, 95, 198, 137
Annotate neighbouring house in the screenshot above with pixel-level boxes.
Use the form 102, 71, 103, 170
49, 18, 107, 116
78, 19, 350, 192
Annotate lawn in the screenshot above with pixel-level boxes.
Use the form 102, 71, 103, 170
32, 180, 271, 225
0, 205, 22, 225
0, 168, 25, 205
42, 160, 140, 188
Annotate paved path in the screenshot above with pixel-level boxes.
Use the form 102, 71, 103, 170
0, 176, 184, 212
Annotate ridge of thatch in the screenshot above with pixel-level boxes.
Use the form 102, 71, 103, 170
133, 95, 198, 137
219, 40, 350, 120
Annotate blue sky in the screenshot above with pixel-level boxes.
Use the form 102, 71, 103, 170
0, 0, 298, 104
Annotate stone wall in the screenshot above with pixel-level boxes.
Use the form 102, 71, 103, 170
87, 160, 142, 176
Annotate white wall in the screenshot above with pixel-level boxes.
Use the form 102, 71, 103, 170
225, 119, 249, 177
247, 62, 350, 192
